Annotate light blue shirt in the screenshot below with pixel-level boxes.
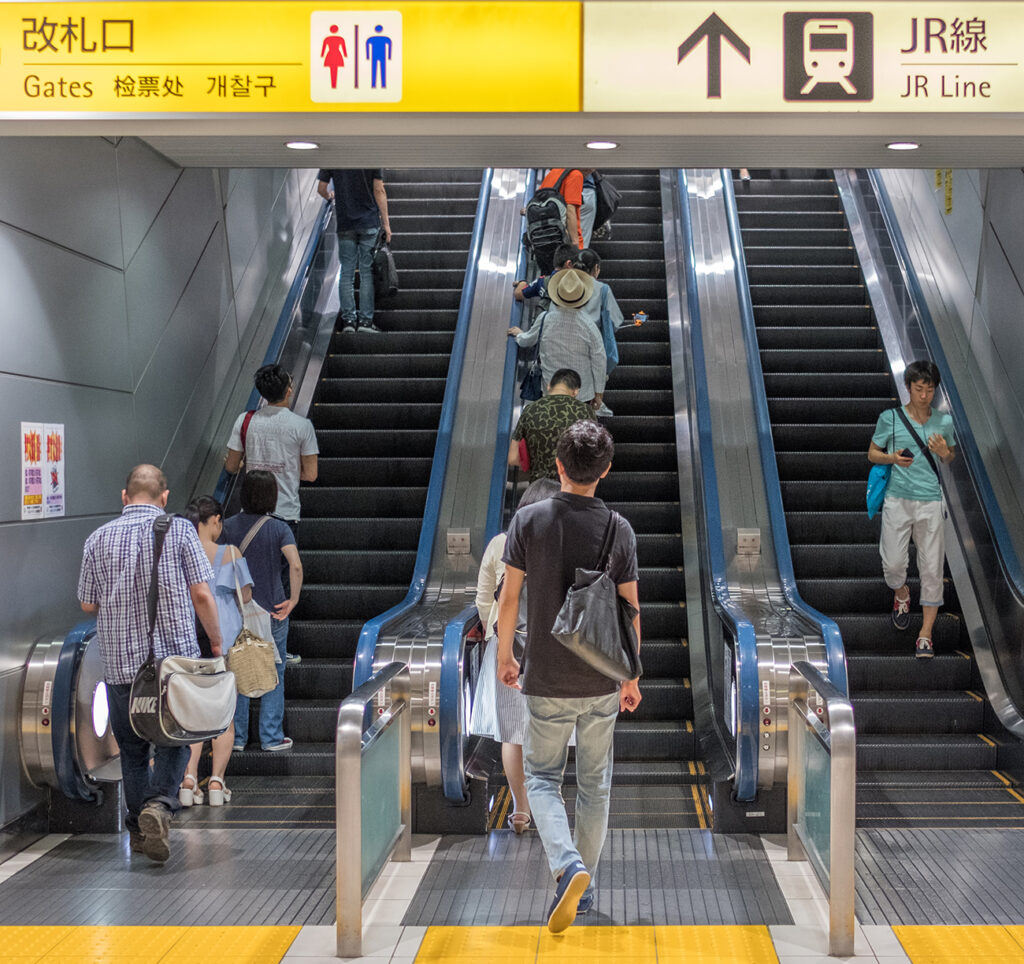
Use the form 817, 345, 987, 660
872, 406, 954, 503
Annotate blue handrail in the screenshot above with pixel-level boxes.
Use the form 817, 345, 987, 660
720, 169, 849, 697
676, 171, 761, 801
213, 197, 333, 504
52, 620, 101, 801
353, 170, 495, 687
869, 171, 1024, 597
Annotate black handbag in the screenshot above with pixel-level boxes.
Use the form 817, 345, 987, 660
551, 511, 642, 682
518, 318, 545, 402
591, 172, 621, 231
371, 230, 399, 299
129, 515, 237, 746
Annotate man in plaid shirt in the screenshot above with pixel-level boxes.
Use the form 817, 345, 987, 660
78, 465, 222, 864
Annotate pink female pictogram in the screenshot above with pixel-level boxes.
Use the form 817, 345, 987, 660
320, 25, 348, 89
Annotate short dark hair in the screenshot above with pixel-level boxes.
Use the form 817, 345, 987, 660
551, 243, 578, 270
124, 464, 167, 500
184, 495, 223, 529
575, 248, 601, 275
549, 368, 581, 391
556, 420, 614, 484
904, 359, 941, 389
240, 470, 278, 514
254, 364, 292, 403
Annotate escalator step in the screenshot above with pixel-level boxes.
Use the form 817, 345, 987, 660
780, 479, 867, 511
831, 612, 963, 650
599, 471, 680, 502
609, 443, 679, 472
601, 389, 674, 415
317, 376, 447, 403
786, 511, 880, 544
606, 365, 673, 390
613, 720, 695, 761
798, 577, 959, 616
302, 549, 418, 584
757, 327, 879, 351
744, 245, 856, 267
764, 371, 894, 396
847, 653, 972, 691
791, 543, 900, 578
331, 332, 454, 355
769, 396, 889, 422
638, 639, 690, 677
747, 265, 862, 286
636, 533, 686, 566
737, 194, 841, 213
302, 486, 428, 517
759, 348, 882, 373
856, 734, 997, 771
776, 451, 873, 481
326, 353, 451, 378
750, 284, 866, 306
282, 661, 351, 701
741, 227, 851, 247
598, 416, 674, 443
756, 305, 875, 327
316, 429, 437, 458
770, 422, 875, 450
296, 517, 422, 550
311, 402, 443, 430
287, 619, 365, 658
315, 457, 432, 487
298, 584, 410, 620
636, 567, 686, 601
630, 600, 687, 638
852, 691, 985, 733
739, 211, 846, 230
605, 501, 682, 532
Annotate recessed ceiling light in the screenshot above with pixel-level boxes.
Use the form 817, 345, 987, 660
886, 141, 920, 151
585, 140, 619, 150
285, 140, 320, 150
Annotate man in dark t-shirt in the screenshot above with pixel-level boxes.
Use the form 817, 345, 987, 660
316, 168, 392, 333
498, 420, 641, 934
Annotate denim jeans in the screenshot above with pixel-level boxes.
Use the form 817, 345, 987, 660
234, 616, 288, 747
524, 691, 619, 898
338, 227, 379, 324
106, 682, 189, 830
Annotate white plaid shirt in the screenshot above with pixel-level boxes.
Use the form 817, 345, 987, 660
78, 504, 214, 684
515, 306, 607, 402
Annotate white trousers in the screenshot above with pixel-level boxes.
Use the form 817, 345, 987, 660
879, 495, 946, 607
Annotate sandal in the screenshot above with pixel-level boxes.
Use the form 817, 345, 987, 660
508, 812, 531, 835
179, 774, 203, 807
208, 775, 232, 807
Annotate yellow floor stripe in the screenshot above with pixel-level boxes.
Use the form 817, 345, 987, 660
993, 770, 1012, 786
1006, 787, 1024, 805
0, 926, 300, 963
895, 925, 1024, 961
690, 785, 707, 830
415, 926, 777, 963
978, 733, 997, 746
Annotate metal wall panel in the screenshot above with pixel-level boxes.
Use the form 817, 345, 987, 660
115, 138, 183, 266
0, 670, 44, 825
0, 137, 122, 268
124, 167, 221, 387
0, 222, 130, 392
224, 167, 290, 284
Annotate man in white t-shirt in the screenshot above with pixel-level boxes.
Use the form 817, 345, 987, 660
225, 365, 319, 525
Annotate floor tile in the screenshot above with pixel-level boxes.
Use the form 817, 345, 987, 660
769, 924, 872, 958
861, 925, 908, 958
417, 926, 540, 959
655, 925, 777, 963
893, 925, 1024, 960
0, 926, 74, 957
48, 925, 187, 959
537, 925, 656, 958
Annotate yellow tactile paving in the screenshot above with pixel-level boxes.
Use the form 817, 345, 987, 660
655, 925, 778, 962
1003, 926, 1024, 952
0, 926, 74, 957
0, 926, 300, 963
537, 924, 657, 959
895, 925, 1024, 961
416, 925, 540, 959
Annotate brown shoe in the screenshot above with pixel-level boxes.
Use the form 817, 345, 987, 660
138, 802, 171, 863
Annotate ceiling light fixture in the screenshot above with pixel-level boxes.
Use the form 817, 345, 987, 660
886, 141, 920, 151
585, 140, 619, 150
285, 140, 320, 150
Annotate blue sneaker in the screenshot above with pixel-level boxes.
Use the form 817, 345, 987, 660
546, 860, 590, 933
576, 892, 594, 916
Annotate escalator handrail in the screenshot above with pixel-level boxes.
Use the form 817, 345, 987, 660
485, 169, 538, 543
868, 171, 1024, 598
213, 196, 334, 505
676, 170, 761, 801
354, 169, 496, 687
719, 168, 849, 696
435, 170, 537, 801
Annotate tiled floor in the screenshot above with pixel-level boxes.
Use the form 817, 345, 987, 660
5, 832, 1024, 961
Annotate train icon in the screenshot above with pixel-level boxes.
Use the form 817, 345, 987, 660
800, 18, 857, 95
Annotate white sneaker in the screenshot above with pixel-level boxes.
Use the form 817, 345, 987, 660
594, 403, 614, 417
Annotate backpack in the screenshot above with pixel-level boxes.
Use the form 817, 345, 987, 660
523, 170, 574, 274
591, 172, 621, 231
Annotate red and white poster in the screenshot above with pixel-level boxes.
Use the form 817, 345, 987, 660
21, 422, 65, 520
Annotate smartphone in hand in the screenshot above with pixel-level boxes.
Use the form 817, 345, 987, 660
899, 448, 914, 460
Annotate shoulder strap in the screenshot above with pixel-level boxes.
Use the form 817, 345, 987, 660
552, 168, 575, 192
896, 407, 940, 479
240, 409, 256, 453
147, 514, 175, 657
239, 515, 271, 554
596, 510, 618, 572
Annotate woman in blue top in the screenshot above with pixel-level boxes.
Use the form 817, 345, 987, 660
868, 360, 956, 658
182, 495, 254, 806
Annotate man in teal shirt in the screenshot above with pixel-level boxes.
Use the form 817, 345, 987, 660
868, 360, 956, 658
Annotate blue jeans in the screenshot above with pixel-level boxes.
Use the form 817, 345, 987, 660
107, 682, 188, 830
234, 616, 288, 747
524, 691, 619, 898
338, 228, 379, 324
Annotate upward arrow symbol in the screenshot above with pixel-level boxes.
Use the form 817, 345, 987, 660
677, 12, 751, 98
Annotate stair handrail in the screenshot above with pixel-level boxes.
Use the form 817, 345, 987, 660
867, 171, 1024, 598
353, 170, 496, 687
213, 196, 334, 506
675, 170, 761, 800
719, 169, 849, 697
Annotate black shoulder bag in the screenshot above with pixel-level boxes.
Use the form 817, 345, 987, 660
129, 515, 237, 746
551, 511, 642, 682
895, 408, 941, 481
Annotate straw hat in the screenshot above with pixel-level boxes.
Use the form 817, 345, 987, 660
548, 268, 595, 309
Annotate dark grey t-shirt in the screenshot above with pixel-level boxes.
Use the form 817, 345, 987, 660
503, 492, 638, 698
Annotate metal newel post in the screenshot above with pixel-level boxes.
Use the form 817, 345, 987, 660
336, 698, 364, 958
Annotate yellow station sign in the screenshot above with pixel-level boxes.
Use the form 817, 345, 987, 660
585, 2, 1024, 112
0, 1, 580, 113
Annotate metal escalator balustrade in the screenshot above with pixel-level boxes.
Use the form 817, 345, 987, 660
732, 168, 1017, 825
591, 169, 699, 794
231, 169, 486, 777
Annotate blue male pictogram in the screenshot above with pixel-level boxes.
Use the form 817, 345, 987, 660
366, 24, 391, 88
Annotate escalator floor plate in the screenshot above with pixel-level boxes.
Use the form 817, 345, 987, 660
857, 828, 1024, 924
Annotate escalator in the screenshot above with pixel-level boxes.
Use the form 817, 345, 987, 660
591, 170, 703, 820
732, 169, 1019, 825
231, 169, 485, 776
